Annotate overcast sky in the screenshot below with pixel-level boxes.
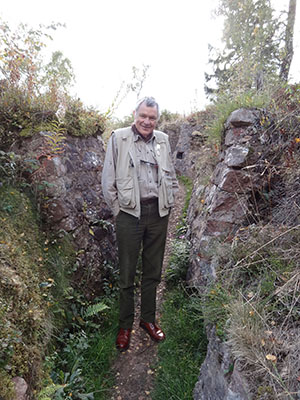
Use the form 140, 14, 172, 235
0, 0, 298, 118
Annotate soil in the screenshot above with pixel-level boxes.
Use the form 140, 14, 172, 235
110, 183, 186, 400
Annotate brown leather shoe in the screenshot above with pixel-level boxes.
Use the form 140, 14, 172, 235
116, 328, 131, 351
139, 320, 166, 342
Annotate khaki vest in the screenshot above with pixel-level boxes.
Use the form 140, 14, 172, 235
114, 127, 175, 218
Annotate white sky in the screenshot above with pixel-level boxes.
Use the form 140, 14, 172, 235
0, 0, 299, 118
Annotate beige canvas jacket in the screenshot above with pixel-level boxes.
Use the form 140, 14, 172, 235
101, 126, 178, 218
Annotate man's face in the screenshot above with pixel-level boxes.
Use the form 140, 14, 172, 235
134, 103, 158, 137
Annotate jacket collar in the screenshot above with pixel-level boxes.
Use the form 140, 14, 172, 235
132, 124, 154, 143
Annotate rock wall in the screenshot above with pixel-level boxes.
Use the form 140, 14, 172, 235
12, 132, 117, 298
187, 108, 270, 287
187, 108, 274, 400
161, 112, 211, 178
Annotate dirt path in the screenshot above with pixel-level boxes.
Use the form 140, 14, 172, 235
110, 183, 186, 400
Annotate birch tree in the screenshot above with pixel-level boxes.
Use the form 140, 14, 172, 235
205, 0, 296, 97
279, 0, 297, 81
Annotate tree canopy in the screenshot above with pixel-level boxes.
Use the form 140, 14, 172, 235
205, 0, 297, 98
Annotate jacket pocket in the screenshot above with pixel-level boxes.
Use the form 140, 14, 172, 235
116, 177, 136, 208
161, 168, 174, 207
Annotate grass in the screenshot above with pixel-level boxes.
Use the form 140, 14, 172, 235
200, 222, 300, 398
205, 88, 273, 144
45, 298, 119, 400
176, 175, 193, 235
152, 288, 207, 400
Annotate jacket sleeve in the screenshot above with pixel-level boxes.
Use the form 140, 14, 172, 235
101, 133, 120, 217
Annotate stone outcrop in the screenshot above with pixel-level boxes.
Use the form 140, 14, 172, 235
193, 325, 250, 400
12, 132, 117, 297
160, 122, 180, 153
173, 120, 208, 178
160, 112, 212, 178
187, 108, 269, 287
187, 108, 274, 400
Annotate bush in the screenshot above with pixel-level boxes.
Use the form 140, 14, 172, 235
63, 98, 107, 137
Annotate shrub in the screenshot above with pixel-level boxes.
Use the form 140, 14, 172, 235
63, 98, 107, 137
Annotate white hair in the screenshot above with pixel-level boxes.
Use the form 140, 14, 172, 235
135, 96, 160, 119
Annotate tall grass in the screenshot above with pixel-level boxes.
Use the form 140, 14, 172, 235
206, 89, 273, 144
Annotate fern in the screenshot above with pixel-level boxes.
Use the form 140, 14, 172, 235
37, 384, 65, 400
84, 302, 109, 318
43, 120, 66, 155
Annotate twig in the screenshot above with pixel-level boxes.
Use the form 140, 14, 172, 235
229, 225, 300, 272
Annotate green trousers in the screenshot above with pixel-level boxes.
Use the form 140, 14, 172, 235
115, 201, 169, 329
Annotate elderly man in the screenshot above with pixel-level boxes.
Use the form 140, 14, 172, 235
102, 97, 178, 351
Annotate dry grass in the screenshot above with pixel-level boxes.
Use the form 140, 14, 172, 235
221, 222, 300, 399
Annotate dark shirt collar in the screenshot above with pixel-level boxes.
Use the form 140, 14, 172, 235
132, 124, 154, 143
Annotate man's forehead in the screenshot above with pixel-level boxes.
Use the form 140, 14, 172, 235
137, 104, 158, 115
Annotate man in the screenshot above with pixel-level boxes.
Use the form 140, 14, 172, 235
102, 97, 178, 351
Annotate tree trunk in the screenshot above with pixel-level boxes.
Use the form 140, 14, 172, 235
280, 0, 297, 82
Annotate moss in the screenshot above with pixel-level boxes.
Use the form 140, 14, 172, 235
0, 185, 53, 393
0, 370, 15, 399
19, 123, 50, 137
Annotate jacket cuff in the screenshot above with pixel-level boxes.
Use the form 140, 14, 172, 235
112, 201, 120, 217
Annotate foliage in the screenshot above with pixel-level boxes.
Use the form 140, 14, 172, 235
0, 150, 24, 185
42, 120, 67, 155
37, 384, 65, 400
63, 98, 106, 137
152, 174, 207, 399
176, 175, 193, 230
84, 302, 110, 318
159, 109, 181, 124
40, 50, 75, 94
37, 232, 118, 400
0, 369, 15, 399
0, 86, 58, 148
205, 0, 287, 97
44, 297, 119, 400
199, 221, 300, 398
164, 175, 193, 288
165, 238, 190, 288
152, 288, 207, 400
201, 283, 232, 338
0, 19, 106, 152
204, 89, 272, 144
0, 185, 54, 394
0, 19, 69, 96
